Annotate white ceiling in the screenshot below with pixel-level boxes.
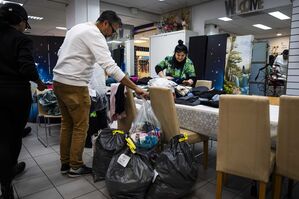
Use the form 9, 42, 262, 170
206, 5, 292, 39
101, 0, 210, 14
1, 0, 292, 39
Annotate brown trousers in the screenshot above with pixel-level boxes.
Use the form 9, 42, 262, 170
53, 81, 91, 169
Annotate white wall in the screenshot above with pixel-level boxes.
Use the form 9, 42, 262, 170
287, 0, 299, 96
258, 36, 290, 55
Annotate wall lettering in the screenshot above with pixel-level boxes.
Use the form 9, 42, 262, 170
225, 0, 264, 16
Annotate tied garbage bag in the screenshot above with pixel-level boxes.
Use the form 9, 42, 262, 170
106, 137, 154, 199
146, 134, 198, 199
130, 100, 161, 150
92, 128, 126, 182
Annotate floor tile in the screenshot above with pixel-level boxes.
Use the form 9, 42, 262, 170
13, 165, 45, 184
19, 146, 32, 160
99, 187, 111, 199
14, 175, 53, 198
192, 182, 237, 199
22, 188, 63, 199
84, 175, 106, 190
75, 190, 108, 199
56, 178, 96, 199
34, 152, 59, 165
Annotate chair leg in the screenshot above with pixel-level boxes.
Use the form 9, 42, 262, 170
223, 173, 228, 186
287, 179, 294, 198
258, 181, 266, 199
203, 139, 208, 170
273, 174, 282, 199
47, 118, 52, 136
216, 171, 224, 199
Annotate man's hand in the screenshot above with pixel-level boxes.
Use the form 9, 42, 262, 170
134, 86, 149, 99
166, 76, 174, 80
182, 79, 193, 86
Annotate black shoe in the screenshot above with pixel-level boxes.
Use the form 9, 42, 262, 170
13, 162, 25, 177
0, 184, 14, 199
68, 165, 92, 178
60, 163, 70, 174
84, 142, 92, 148
22, 127, 32, 138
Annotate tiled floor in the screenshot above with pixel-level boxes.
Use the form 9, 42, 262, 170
4, 123, 299, 199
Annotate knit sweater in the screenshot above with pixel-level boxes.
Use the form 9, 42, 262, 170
53, 22, 125, 86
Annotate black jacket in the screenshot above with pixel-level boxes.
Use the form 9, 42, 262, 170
0, 25, 39, 87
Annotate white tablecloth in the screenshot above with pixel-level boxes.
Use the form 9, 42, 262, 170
175, 104, 279, 140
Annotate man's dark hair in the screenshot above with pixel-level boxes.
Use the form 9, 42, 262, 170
282, 49, 289, 56
97, 10, 122, 26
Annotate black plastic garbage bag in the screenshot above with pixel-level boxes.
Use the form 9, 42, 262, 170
146, 134, 198, 199
106, 143, 154, 199
92, 128, 126, 182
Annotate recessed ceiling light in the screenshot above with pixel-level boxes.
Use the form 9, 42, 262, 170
159, 0, 165, 1
218, 17, 232, 21
268, 11, 290, 20
253, 24, 272, 30
277, 33, 282, 36
28, 16, 44, 20
56, 26, 67, 30
134, 40, 147, 44
0, 1, 23, 6
107, 40, 122, 44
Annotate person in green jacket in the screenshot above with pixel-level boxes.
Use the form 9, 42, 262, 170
155, 40, 196, 86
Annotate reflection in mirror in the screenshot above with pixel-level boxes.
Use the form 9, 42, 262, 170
205, 5, 291, 96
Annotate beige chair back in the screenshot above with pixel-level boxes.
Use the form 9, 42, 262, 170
195, 80, 212, 89
276, 95, 299, 181
217, 95, 271, 182
117, 88, 137, 132
149, 87, 180, 142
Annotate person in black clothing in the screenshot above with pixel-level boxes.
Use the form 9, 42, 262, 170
0, 3, 46, 199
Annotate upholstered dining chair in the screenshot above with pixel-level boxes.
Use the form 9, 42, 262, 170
117, 87, 137, 133
273, 95, 299, 199
216, 95, 275, 199
195, 80, 213, 89
149, 86, 209, 169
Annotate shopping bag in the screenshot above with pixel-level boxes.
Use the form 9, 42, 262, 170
129, 100, 161, 150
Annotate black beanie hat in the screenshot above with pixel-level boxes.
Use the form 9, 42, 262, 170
0, 3, 31, 29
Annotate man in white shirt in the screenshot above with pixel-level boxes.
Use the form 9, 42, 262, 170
273, 49, 289, 78
53, 10, 145, 177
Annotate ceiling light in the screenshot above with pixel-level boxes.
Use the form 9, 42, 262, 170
277, 33, 282, 36
253, 24, 272, 30
0, 1, 23, 6
159, 0, 165, 1
107, 40, 122, 44
28, 16, 44, 20
269, 11, 290, 20
218, 17, 232, 21
134, 40, 147, 44
56, 26, 67, 30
